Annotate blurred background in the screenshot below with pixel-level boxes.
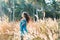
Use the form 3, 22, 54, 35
0, 0, 60, 40
0, 0, 60, 21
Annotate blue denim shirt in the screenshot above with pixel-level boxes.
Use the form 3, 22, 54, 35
20, 19, 28, 34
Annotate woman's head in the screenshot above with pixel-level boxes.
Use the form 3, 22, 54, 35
22, 12, 30, 23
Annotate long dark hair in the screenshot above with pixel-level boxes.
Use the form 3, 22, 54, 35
22, 12, 30, 23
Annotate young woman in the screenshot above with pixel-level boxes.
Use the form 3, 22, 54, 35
20, 12, 30, 40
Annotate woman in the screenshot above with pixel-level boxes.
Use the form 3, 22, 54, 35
20, 12, 30, 40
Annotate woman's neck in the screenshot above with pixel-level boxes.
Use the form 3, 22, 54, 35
23, 17, 25, 19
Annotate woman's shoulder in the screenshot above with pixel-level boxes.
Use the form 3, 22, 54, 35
21, 18, 26, 22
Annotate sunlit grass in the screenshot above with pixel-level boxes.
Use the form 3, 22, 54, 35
0, 18, 59, 40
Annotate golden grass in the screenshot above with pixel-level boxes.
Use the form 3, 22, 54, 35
0, 18, 58, 40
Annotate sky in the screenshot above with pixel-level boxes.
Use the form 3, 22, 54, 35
45, 0, 53, 4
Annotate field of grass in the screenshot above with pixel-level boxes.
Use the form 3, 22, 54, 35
0, 18, 59, 40
57, 19, 60, 40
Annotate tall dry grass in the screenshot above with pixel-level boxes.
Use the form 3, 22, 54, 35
0, 18, 58, 40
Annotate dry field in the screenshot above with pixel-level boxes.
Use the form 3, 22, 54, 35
0, 18, 58, 40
